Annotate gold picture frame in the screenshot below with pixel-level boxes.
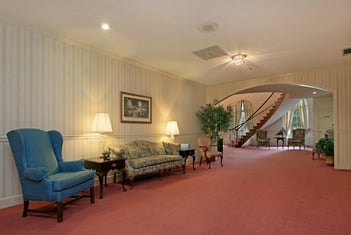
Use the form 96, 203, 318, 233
121, 92, 152, 123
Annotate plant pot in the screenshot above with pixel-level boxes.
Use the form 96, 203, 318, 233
325, 156, 334, 166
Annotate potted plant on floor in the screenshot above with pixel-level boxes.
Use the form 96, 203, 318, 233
196, 100, 233, 150
316, 136, 334, 166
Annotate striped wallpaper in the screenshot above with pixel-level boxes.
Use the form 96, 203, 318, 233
0, 22, 206, 208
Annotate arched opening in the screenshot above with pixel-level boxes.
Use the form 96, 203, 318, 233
216, 84, 333, 149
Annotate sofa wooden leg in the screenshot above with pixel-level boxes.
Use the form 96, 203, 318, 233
128, 177, 135, 189
159, 169, 165, 180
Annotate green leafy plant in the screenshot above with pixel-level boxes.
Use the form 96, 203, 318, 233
316, 137, 334, 157
101, 149, 111, 158
196, 101, 233, 141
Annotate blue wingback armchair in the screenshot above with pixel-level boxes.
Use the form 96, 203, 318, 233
7, 128, 95, 222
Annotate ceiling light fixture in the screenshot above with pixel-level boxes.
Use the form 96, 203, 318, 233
101, 23, 110, 31
232, 53, 247, 65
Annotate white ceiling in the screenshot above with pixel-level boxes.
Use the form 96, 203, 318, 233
1, 0, 350, 92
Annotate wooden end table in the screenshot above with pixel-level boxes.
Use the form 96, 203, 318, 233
179, 149, 196, 173
84, 157, 127, 199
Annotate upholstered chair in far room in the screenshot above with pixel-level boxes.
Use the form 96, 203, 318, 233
6, 128, 95, 223
197, 136, 223, 169
256, 130, 270, 148
287, 128, 306, 149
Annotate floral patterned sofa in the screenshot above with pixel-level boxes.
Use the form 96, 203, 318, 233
109, 140, 184, 187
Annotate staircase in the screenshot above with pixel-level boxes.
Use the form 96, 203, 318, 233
233, 93, 286, 148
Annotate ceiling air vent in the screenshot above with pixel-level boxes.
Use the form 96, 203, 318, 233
193, 45, 227, 60
343, 48, 351, 56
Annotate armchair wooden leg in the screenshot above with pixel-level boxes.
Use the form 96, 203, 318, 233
220, 155, 223, 167
57, 201, 63, 223
23, 201, 29, 217
206, 157, 211, 169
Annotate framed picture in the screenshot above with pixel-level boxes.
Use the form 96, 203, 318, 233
121, 92, 152, 123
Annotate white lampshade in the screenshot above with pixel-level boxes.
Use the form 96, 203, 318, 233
92, 113, 112, 133
166, 121, 179, 137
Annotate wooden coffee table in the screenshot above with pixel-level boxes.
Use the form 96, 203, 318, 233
84, 157, 127, 199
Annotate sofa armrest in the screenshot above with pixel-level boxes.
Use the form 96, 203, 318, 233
24, 167, 49, 182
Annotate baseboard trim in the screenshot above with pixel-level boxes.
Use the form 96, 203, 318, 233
0, 176, 118, 209
0, 194, 23, 209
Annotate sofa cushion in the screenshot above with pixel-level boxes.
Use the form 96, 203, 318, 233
110, 143, 141, 160
162, 142, 180, 155
128, 155, 183, 169
147, 142, 166, 155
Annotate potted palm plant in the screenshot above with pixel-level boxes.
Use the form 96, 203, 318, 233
316, 136, 334, 166
196, 101, 233, 148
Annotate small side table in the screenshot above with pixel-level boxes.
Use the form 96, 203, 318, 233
84, 157, 127, 199
179, 149, 196, 173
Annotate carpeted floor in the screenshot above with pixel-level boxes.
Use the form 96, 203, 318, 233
1, 146, 351, 235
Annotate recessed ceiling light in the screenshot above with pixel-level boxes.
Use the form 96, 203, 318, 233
312, 91, 317, 95
101, 23, 110, 31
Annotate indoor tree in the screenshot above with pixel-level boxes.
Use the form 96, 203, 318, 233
196, 101, 233, 142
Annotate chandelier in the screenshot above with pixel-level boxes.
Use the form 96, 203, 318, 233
232, 53, 247, 65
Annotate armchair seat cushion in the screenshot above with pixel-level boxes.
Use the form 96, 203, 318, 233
49, 170, 95, 191
129, 155, 183, 169
287, 139, 302, 144
24, 167, 49, 182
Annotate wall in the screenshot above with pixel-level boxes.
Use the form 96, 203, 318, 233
0, 22, 206, 208
207, 65, 351, 170
313, 95, 333, 142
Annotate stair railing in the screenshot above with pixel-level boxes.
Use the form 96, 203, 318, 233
228, 92, 277, 146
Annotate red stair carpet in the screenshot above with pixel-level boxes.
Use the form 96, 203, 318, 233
1, 146, 351, 235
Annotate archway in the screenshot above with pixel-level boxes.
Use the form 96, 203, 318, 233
216, 84, 333, 149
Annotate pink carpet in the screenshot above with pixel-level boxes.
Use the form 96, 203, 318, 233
1, 147, 351, 235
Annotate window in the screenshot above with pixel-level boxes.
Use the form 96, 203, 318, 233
235, 100, 252, 137
291, 104, 303, 129
284, 99, 308, 137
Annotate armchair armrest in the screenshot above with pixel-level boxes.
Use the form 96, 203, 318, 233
24, 167, 49, 182
198, 145, 209, 153
59, 160, 84, 171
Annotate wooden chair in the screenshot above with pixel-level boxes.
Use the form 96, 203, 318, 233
288, 128, 306, 149
197, 136, 223, 169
